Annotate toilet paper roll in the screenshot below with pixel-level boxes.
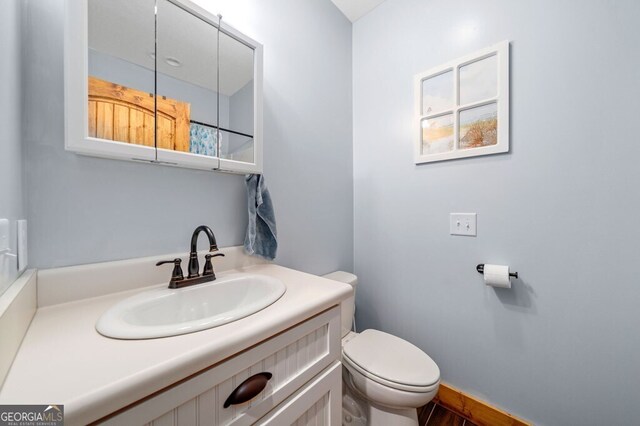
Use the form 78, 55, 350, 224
483, 264, 512, 288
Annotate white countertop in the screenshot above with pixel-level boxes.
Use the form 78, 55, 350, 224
0, 264, 351, 425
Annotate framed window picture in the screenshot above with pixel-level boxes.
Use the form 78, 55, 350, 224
414, 41, 509, 164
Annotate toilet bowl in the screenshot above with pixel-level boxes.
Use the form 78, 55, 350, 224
323, 272, 440, 426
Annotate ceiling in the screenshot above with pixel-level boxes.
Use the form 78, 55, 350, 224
330, 0, 388, 22
88, 0, 253, 96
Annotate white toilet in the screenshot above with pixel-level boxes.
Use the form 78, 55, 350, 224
324, 271, 440, 426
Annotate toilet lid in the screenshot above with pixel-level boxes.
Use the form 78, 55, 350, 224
342, 329, 440, 388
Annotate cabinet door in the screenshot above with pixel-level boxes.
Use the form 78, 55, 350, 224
154, 0, 220, 170
255, 362, 342, 426
66, 0, 157, 162
217, 25, 263, 174
66, 0, 262, 173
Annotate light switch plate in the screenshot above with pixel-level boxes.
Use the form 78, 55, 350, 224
17, 220, 27, 272
0, 219, 9, 252
450, 213, 477, 236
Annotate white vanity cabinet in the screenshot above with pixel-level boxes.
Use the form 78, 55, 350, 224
98, 307, 342, 426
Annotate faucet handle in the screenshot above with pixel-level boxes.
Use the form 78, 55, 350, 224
156, 258, 184, 281
203, 253, 225, 276
206, 253, 225, 258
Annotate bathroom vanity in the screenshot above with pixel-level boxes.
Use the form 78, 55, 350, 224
0, 248, 351, 425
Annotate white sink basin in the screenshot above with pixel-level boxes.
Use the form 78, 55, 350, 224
96, 273, 286, 339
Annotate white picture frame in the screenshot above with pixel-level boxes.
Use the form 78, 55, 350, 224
414, 40, 510, 164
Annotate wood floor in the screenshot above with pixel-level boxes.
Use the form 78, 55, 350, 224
418, 401, 478, 426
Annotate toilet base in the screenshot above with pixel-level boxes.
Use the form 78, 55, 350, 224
342, 366, 420, 426
367, 403, 418, 426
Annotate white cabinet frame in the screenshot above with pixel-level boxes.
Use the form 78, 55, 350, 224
64, 0, 264, 174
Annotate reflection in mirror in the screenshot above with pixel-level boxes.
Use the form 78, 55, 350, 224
87, 0, 156, 147
219, 130, 254, 163
219, 30, 255, 163
157, 0, 218, 156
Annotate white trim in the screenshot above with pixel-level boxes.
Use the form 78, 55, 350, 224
414, 40, 510, 164
219, 157, 261, 174
155, 148, 219, 170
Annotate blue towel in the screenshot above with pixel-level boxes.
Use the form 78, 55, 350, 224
244, 174, 278, 260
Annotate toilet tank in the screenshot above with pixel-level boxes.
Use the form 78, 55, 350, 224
322, 271, 357, 338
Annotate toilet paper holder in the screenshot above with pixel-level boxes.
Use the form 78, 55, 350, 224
476, 264, 518, 279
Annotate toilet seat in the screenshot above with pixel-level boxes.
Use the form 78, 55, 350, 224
342, 329, 440, 393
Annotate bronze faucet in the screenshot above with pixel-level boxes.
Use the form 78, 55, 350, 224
156, 225, 225, 289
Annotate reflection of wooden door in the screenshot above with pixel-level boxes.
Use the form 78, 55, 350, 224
88, 76, 191, 152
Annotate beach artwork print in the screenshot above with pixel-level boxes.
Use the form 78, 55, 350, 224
415, 41, 508, 163
459, 102, 497, 149
422, 114, 453, 154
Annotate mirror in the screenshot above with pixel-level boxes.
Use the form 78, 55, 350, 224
219, 30, 255, 164
67, 0, 262, 172
87, 0, 156, 148
156, 0, 218, 158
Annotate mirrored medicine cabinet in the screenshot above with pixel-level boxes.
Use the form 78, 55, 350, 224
64, 0, 263, 173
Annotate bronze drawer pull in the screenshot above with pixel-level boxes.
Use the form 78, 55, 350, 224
223, 372, 273, 408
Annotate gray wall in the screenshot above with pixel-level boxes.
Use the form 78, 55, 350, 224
353, 0, 640, 425
0, 0, 25, 295
203, 0, 354, 270
24, 0, 353, 275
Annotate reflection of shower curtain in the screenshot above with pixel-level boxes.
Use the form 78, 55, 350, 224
189, 123, 217, 157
